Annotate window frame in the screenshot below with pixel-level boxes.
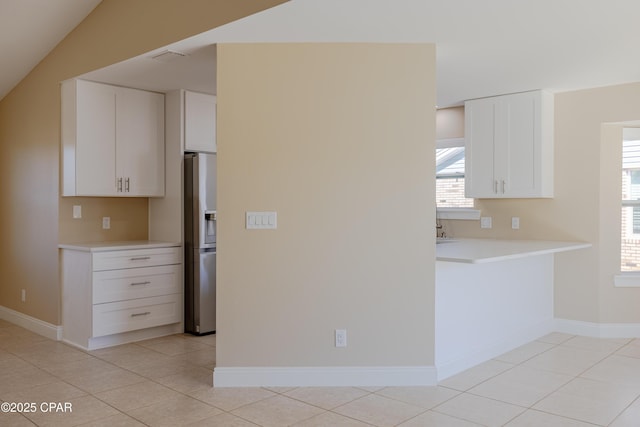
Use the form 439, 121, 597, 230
435, 137, 479, 219
615, 128, 640, 285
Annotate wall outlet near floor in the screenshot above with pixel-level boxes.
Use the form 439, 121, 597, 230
102, 217, 111, 230
480, 216, 492, 229
335, 329, 347, 347
21, 289, 26, 302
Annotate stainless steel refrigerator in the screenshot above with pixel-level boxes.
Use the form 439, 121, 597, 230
184, 152, 216, 335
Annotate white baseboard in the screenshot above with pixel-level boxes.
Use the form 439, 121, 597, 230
62, 322, 185, 351
555, 318, 640, 338
213, 366, 437, 388
85, 323, 184, 350
0, 305, 62, 341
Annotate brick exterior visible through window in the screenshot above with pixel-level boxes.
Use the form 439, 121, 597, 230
436, 145, 473, 208
436, 177, 473, 208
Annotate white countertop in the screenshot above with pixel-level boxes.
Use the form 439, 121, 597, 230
58, 240, 181, 252
436, 238, 591, 264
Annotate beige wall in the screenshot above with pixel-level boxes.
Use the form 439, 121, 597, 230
0, 0, 288, 325
436, 106, 464, 140
441, 83, 640, 324
216, 43, 436, 367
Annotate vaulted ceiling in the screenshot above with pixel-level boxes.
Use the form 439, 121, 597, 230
0, 0, 101, 100
4, 0, 640, 107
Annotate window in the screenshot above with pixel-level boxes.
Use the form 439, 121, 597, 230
621, 129, 640, 271
436, 138, 473, 208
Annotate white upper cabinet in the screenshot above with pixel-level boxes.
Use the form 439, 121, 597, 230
464, 90, 553, 198
184, 91, 216, 153
116, 86, 165, 196
72, 80, 117, 196
61, 79, 165, 197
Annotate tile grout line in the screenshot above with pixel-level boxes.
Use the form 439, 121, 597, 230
85, 338, 224, 426
4, 327, 640, 427
428, 335, 570, 426
3, 331, 221, 426
80, 335, 307, 426
608, 393, 640, 427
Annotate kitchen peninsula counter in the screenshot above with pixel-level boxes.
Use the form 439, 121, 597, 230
435, 237, 590, 381
436, 238, 591, 264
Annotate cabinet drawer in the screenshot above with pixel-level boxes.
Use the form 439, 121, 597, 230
93, 294, 182, 337
93, 264, 182, 304
93, 247, 181, 271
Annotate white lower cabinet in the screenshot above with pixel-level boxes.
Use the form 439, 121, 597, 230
93, 294, 182, 337
60, 243, 183, 350
93, 264, 182, 304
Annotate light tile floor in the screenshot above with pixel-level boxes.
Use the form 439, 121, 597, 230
1, 321, 640, 426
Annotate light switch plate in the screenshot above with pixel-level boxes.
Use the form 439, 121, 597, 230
246, 211, 277, 229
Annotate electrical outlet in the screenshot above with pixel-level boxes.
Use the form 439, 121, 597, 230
102, 217, 111, 230
21, 289, 26, 302
480, 216, 492, 229
512, 217, 520, 229
335, 329, 347, 347
72, 205, 82, 219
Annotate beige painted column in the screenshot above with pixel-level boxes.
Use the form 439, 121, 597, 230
215, 43, 436, 385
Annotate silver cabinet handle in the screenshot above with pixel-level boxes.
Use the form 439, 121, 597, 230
494, 180, 498, 194
130, 281, 151, 286
117, 177, 123, 192
125, 177, 130, 192
129, 256, 151, 261
501, 180, 506, 194
131, 311, 150, 317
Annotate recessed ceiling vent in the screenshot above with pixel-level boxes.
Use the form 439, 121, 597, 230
151, 50, 187, 63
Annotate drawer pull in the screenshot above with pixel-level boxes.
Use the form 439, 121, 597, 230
131, 311, 151, 317
129, 256, 151, 261
130, 281, 151, 286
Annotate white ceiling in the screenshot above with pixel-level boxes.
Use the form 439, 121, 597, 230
6, 0, 640, 107
0, 0, 101, 100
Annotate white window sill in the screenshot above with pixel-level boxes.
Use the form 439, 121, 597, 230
436, 208, 480, 221
614, 273, 640, 287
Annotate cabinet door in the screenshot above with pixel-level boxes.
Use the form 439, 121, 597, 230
116, 87, 165, 196
465, 96, 498, 198
75, 81, 117, 196
93, 264, 182, 304
465, 90, 553, 198
93, 294, 182, 337
184, 91, 217, 153
501, 92, 538, 197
